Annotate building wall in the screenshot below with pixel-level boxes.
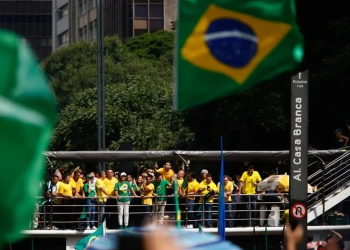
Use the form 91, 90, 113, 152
164, 0, 177, 31
0, 0, 53, 61
52, 0, 178, 52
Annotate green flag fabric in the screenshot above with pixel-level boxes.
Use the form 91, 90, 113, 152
75, 221, 106, 250
174, 0, 303, 110
0, 30, 56, 245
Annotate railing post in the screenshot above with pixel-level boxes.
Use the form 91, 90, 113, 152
248, 195, 252, 227
43, 203, 46, 229
97, 200, 100, 227
322, 162, 326, 225
202, 197, 205, 227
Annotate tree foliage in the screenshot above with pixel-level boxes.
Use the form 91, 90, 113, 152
44, 36, 193, 151
125, 30, 175, 63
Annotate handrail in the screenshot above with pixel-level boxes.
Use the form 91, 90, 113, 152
32, 193, 289, 230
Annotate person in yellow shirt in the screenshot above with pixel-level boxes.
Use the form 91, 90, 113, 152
57, 173, 74, 229
238, 164, 262, 226
180, 172, 199, 228
69, 169, 85, 228
156, 161, 175, 218
95, 170, 110, 225
141, 174, 154, 223
198, 174, 217, 227
103, 168, 118, 229
217, 175, 234, 227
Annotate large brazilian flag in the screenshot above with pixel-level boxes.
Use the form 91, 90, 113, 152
174, 0, 304, 110
0, 29, 56, 245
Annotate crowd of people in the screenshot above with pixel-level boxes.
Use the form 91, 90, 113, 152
33, 162, 290, 230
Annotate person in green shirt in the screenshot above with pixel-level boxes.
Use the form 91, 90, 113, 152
114, 172, 137, 229
153, 172, 171, 225
83, 174, 97, 230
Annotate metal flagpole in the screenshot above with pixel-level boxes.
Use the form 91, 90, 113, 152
97, 0, 106, 171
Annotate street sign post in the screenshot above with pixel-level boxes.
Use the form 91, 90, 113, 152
290, 70, 309, 249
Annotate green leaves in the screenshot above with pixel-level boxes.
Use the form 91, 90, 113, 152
45, 35, 193, 151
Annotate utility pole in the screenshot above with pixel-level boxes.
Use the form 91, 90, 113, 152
97, 0, 106, 170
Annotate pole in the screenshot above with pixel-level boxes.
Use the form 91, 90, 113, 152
289, 69, 309, 250
97, 0, 106, 170
322, 162, 326, 225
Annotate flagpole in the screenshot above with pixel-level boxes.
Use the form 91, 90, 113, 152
218, 136, 226, 241
174, 174, 181, 228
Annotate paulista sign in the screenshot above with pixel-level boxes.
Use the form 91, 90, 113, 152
290, 70, 309, 249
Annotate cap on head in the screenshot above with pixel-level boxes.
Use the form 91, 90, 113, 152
86, 174, 93, 179
120, 172, 127, 176
335, 129, 342, 133
201, 169, 208, 174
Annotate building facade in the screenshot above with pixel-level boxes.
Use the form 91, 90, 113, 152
52, 0, 177, 52
0, 0, 52, 61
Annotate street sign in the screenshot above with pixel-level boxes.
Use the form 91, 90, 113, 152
290, 69, 309, 250
291, 203, 307, 219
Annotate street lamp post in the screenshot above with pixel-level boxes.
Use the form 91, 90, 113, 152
97, 0, 106, 170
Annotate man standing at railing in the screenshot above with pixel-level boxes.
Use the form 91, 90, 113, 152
104, 168, 119, 229
180, 172, 199, 228
217, 175, 234, 227
141, 174, 155, 223
155, 162, 175, 218
96, 171, 110, 226
114, 172, 137, 229
238, 164, 262, 227
70, 169, 85, 229
198, 174, 217, 228
153, 172, 172, 224
57, 173, 74, 229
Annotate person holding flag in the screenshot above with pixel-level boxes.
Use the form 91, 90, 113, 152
198, 174, 217, 228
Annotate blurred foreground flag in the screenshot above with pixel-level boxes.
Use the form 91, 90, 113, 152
174, 0, 303, 110
0, 30, 56, 245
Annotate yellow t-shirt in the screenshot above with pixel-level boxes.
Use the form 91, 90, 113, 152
199, 181, 217, 203
282, 209, 289, 225
103, 177, 118, 195
240, 171, 262, 194
217, 181, 233, 202
177, 179, 184, 187
142, 183, 154, 205
96, 178, 108, 202
57, 182, 73, 204
70, 177, 84, 194
183, 180, 199, 200
157, 168, 174, 185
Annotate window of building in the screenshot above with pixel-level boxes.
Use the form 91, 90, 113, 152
134, 0, 148, 3
58, 4, 69, 20
150, 19, 163, 33
79, 28, 83, 40
26, 1, 34, 14
58, 31, 69, 45
135, 5, 148, 18
134, 29, 148, 36
12, 1, 20, 14
79, 0, 86, 16
150, 4, 163, 18
93, 20, 97, 39
90, 0, 96, 9
150, 0, 163, 3
83, 25, 87, 39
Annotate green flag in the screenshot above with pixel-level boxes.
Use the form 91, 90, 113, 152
0, 30, 56, 245
174, 0, 303, 110
75, 221, 106, 250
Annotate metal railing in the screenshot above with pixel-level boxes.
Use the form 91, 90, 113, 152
30, 193, 289, 230
307, 150, 350, 224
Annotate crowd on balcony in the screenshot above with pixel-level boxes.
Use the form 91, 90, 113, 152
33, 162, 290, 230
